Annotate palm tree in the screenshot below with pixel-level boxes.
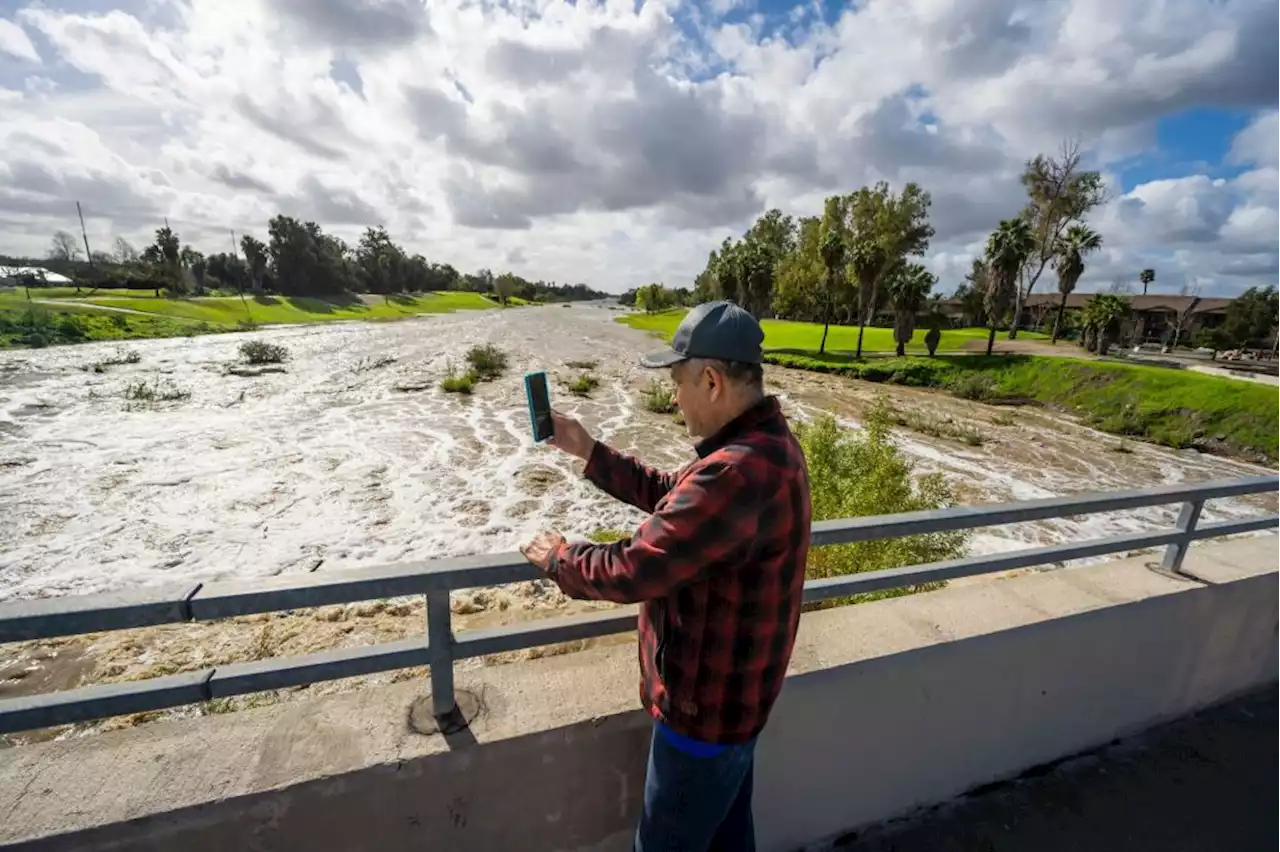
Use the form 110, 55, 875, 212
1140, 268, 1155, 295
1081, 294, 1130, 354
818, 229, 845, 355
886, 262, 935, 356
847, 238, 884, 357
983, 218, 1034, 356
1050, 225, 1103, 343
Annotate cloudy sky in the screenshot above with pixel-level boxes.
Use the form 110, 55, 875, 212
0, 0, 1276, 295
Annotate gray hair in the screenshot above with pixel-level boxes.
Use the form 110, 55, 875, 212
685, 357, 764, 390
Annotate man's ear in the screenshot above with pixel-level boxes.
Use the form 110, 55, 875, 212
703, 363, 722, 398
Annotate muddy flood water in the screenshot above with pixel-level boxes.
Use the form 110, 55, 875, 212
1, 303, 1274, 742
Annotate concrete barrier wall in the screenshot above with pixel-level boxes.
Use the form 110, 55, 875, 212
2, 539, 1276, 852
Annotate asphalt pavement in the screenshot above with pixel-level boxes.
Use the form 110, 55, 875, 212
836, 689, 1278, 852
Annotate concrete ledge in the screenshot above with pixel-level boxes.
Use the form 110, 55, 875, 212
1, 536, 1275, 852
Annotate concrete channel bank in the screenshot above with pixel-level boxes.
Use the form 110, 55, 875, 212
1, 536, 1275, 851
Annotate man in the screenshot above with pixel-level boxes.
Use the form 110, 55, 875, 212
520, 301, 812, 852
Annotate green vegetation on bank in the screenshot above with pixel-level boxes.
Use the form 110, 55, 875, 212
618, 309, 1046, 353
82, 292, 500, 325
0, 295, 208, 347
797, 400, 967, 606
0, 290, 503, 348
766, 351, 1279, 463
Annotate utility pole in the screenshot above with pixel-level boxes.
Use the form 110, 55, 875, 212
75, 201, 94, 295
76, 201, 93, 265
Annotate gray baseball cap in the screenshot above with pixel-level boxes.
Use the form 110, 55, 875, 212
640, 300, 765, 368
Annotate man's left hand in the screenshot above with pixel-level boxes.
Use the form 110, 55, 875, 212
520, 531, 566, 573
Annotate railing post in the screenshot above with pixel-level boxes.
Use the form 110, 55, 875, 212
426, 588, 456, 719
1160, 500, 1204, 575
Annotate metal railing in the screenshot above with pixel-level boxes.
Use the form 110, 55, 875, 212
1, 475, 1275, 735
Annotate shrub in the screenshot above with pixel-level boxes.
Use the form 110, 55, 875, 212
1, 307, 89, 347
566, 360, 598, 370
568, 372, 600, 397
795, 397, 968, 607
465, 344, 508, 381
640, 378, 677, 413
441, 365, 477, 395
890, 409, 984, 446
239, 340, 289, 364
354, 355, 397, 372
924, 326, 942, 357
56, 315, 87, 341
946, 372, 997, 401
124, 379, 190, 403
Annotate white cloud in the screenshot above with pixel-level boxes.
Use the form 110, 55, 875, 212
0, 0, 1275, 297
0, 17, 40, 62
1229, 110, 1278, 168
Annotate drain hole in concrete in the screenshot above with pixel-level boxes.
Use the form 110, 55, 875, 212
409, 689, 482, 735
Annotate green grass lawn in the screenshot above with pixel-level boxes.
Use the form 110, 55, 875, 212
0, 290, 503, 348
618, 309, 1046, 353
764, 351, 1279, 463
80, 292, 501, 326
1, 292, 209, 347
25, 287, 164, 299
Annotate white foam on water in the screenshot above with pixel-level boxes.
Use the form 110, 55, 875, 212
0, 305, 1273, 602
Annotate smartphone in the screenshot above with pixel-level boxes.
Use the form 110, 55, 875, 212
524, 371, 554, 443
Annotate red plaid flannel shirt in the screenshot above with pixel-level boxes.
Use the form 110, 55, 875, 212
547, 396, 811, 744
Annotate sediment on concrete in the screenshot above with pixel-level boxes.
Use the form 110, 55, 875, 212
0, 536, 1275, 852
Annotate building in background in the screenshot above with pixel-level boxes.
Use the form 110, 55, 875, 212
0, 266, 75, 287
1019, 294, 1233, 345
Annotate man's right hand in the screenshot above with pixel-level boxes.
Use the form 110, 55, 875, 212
549, 411, 596, 462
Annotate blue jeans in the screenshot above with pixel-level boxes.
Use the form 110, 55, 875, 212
634, 723, 757, 852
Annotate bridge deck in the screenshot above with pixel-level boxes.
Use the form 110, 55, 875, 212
841, 689, 1278, 851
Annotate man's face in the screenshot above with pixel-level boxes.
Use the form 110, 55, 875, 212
670, 360, 721, 438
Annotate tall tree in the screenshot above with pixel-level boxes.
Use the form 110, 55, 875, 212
740, 208, 796, 317
141, 226, 182, 295
983, 217, 1034, 355
886, 262, 936, 356
1204, 286, 1279, 353
1050, 225, 1103, 343
1140, 268, 1155, 295
1169, 287, 1200, 351
817, 226, 846, 355
691, 266, 720, 305
846, 182, 933, 357
355, 226, 406, 296
240, 234, 268, 294
493, 272, 519, 306
113, 237, 139, 265
1009, 140, 1107, 338
635, 283, 671, 313
772, 216, 824, 322
953, 260, 990, 326
712, 239, 744, 307
179, 247, 207, 294
205, 252, 246, 290
49, 230, 81, 262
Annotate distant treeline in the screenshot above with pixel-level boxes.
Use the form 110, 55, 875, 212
616, 284, 692, 310
4, 217, 608, 304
